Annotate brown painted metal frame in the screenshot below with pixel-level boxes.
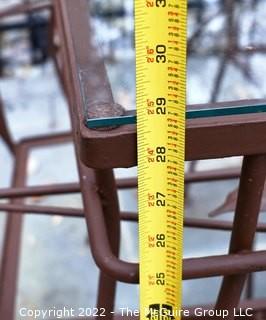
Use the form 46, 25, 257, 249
0, 130, 73, 319
0, 1, 266, 320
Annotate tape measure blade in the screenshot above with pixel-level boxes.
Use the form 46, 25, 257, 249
136, 1, 187, 320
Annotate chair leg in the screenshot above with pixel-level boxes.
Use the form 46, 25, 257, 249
0, 144, 28, 320
215, 155, 266, 319
95, 169, 121, 320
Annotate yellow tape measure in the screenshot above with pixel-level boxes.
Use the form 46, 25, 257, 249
135, 1, 187, 319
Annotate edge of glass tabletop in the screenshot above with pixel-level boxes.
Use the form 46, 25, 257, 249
86, 102, 266, 129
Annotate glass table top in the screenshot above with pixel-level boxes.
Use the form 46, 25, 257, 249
86, 102, 266, 128
85, 0, 266, 128
1, 0, 266, 129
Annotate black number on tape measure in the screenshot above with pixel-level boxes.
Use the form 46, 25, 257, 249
156, 45, 166, 54
156, 0, 166, 7
156, 192, 166, 206
156, 234, 165, 247
156, 272, 165, 285
156, 97, 166, 115
147, 304, 175, 320
156, 45, 166, 63
156, 146, 166, 162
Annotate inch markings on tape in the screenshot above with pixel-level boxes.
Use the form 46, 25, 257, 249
135, 1, 187, 319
